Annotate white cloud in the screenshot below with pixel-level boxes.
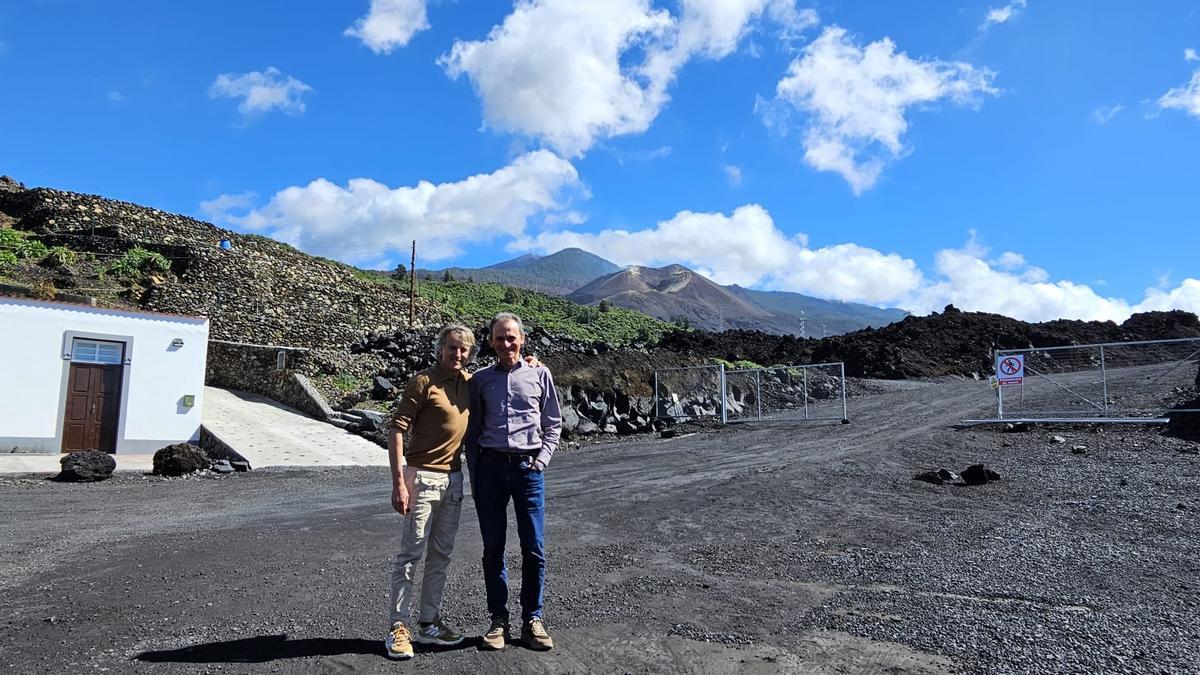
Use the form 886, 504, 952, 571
723, 164, 743, 186
767, 26, 998, 194
518, 204, 1200, 322
345, 0, 429, 54
205, 151, 583, 264
1089, 104, 1124, 125
1185, 47, 1198, 63
441, 0, 817, 157
106, 90, 125, 102
520, 203, 923, 304
208, 67, 313, 117
980, 0, 1027, 30
905, 240, 1200, 322
1159, 68, 1200, 119
199, 191, 258, 222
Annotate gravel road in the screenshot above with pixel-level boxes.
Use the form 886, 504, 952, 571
2, 377, 1198, 674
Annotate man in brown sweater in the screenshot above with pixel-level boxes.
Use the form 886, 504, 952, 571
384, 325, 474, 660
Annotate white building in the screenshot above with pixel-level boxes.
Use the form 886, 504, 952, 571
0, 296, 209, 454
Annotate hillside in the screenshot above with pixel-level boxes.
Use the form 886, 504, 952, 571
0, 180, 667, 350
431, 247, 621, 295
660, 304, 1200, 379
567, 263, 903, 335
727, 285, 907, 336
567, 264, 793, 332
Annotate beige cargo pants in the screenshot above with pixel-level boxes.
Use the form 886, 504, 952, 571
388, 467, 464, 627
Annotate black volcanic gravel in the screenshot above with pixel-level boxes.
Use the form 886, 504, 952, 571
1, 378, 1198, 673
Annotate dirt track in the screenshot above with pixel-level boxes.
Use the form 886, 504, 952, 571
2, 378, 1198, 674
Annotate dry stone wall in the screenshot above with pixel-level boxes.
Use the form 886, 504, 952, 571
0, 187, 442, 348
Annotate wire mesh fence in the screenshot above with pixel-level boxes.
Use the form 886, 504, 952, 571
653, 364, 727, 423
725, 362, 848, 423
984, 337, 1200, 422
653, 362, 849, 424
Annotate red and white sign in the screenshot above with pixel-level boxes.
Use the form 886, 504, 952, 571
996, 355, 1024, 385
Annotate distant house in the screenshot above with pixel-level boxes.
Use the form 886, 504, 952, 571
0, 296, 209, 454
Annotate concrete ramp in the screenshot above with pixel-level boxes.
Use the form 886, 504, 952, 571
202, 387, 388, 468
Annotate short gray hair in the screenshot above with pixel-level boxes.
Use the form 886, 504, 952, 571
490, 312, 526, 337
436, 324, 477, 356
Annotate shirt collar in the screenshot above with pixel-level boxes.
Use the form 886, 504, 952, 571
431, 363, 466, 381
494, 358, 526, 373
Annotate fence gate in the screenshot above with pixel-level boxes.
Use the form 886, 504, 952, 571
966, 337, 1200, 423
653, 362, 849, 424
653, 364, 728, 424
725, 362, 848, 423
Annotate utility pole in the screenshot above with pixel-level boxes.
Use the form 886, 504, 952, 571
409, 240, 416, 326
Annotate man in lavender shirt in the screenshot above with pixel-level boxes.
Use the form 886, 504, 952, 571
465, 312, 562, 652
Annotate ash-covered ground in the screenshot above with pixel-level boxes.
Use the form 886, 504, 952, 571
1, 378, 1198, 674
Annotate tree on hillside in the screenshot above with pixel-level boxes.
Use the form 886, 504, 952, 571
442, 270, 455, 282
392, 263, 407, 278
598, 299, 612, 313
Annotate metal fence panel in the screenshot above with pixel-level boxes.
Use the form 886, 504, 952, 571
653, 364, 727, 423
988, 337, 1200, 422
725, 362, 848, 423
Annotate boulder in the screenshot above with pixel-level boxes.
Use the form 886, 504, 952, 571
56, 450, 116, 482
372, 376, 398, 400
561, 406, 580, 434
576, 419, 599, 435
913, 470, 943, 485
152, 443, 210, 477
615, 418, 639, 435
1070, 445, 1087, 455
961, 463, 1002, 486
349, 409, 386, 431
210, 459, 235, 474
935, 468, 960, 483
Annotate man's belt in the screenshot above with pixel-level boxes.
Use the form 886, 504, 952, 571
479, 447, 536, 464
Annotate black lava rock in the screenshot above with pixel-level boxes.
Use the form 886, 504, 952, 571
152, 443, 211, 477
914, 470, 944, 485
56, 450, 116, 482
961, 463, 1002, 485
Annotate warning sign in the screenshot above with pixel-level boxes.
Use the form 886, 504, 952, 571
996, 355, 1024, 385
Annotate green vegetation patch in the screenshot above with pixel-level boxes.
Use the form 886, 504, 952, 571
105, 246, 170, 279
417, 280, 671, 346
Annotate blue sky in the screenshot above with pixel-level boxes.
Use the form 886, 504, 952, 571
1, 0, 1198, 322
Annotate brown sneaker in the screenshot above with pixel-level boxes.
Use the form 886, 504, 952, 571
482, 619, 509, 651
522, 617, 554, 651
384, 622, 414, 660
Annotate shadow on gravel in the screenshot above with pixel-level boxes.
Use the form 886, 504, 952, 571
134, 634, 482, 663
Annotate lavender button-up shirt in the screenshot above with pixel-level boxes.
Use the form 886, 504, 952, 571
466, 360, 563, 471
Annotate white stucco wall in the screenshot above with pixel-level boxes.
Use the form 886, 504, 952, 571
0, 297, 209, 453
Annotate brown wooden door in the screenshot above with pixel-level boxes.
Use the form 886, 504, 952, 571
62, 363, 123, 453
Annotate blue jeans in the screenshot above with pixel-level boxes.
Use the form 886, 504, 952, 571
472, 455, 545, 622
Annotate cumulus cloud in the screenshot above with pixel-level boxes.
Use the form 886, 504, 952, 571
208, 67, 313, 117
441, 0, 818, 157
1158, 60, 1200, 119
345, 0, 429, 54
520, 203, 922, 304
980, 0, 1027, 30
1089, 104, 1124, 125
904, 239, 1200, 322
766, 26, 997, 194
107, 90, 125, 102
1185, 47, 1198, 63
203, 151, 583, 265
517, 204, 1200, 322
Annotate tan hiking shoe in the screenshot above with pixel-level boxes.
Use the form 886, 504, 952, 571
482, 620, 510, 650
522, 617, 554, 651
385, 622, 414, 660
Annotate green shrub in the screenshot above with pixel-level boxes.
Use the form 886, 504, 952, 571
106, 246, 170, 279
41, 245, 78, 269
0, 228, 25, 248
416, 280, 671, 346
0, 249, 16, 268
15, 238, 48, 260
332, 373, 362, 392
